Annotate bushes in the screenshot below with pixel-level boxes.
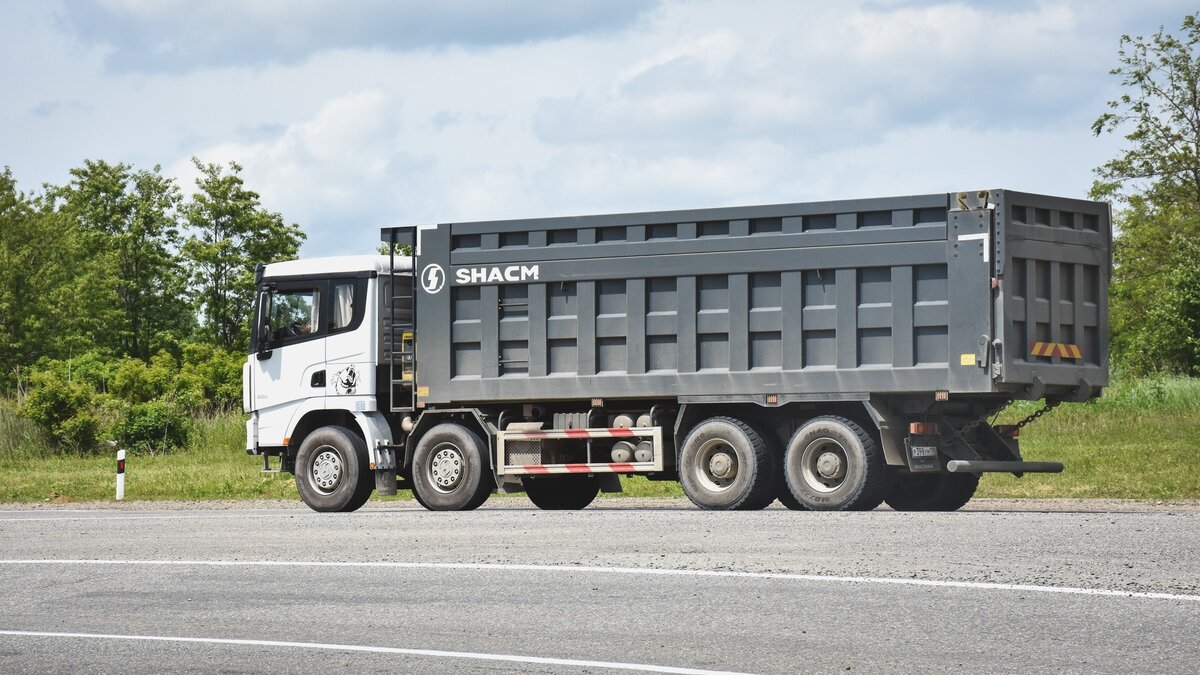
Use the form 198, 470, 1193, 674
14, 342, 244, 455
179, 342, 244, 410
114, 401, 191, 455
21, 369, 106, 452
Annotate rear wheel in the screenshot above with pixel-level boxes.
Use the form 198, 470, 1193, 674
783, 415, 890, 511
412, 423, 494, 511
885, 472, 979, 512
777, 487, 809, 511
679, 417, 779, 511
522, 475, 600, 510
295, 426, 374, 513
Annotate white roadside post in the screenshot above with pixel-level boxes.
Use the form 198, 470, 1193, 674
116, 448, 126, 501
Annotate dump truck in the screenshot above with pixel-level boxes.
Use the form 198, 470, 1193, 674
243, 189, 1110, 512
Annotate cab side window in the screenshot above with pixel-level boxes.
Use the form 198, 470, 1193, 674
270, 288, 320, 343
331, 282, 355, 331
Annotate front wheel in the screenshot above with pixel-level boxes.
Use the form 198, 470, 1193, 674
411, 423, 494, 511
783, 415, 890, 511
522, 475, 600, 510
295, 426, 374, 513
885, 472, 979, 512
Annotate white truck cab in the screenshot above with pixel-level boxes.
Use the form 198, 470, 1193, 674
244, 254, 411, 510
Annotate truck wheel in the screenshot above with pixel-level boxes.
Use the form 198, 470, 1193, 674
679, 416, 778, 510
295, 426, 374, 513
777, 487, 809, 511
521, 475, 600, 510
412, 423, 493, 511
885, 472, 979, 512
783, 415, 890, 511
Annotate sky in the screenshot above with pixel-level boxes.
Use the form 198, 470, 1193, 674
0, 0, 1194, 257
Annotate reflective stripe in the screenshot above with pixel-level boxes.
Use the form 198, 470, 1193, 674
1030, 341, 1082, 359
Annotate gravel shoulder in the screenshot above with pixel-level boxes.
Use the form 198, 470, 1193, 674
2, 495, 1198, 513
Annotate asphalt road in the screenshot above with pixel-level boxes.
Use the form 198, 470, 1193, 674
1, 501, 1198, 674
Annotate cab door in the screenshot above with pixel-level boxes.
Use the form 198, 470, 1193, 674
324, 277, 374, 403
250, 281, 328, 446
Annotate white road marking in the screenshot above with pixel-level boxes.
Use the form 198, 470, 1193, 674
0, 629, 751, 675
0, 558, 1197, 602
0, 510, 419, 522
0, 513, 296, 523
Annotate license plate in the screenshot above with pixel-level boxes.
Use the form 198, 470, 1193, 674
911, 446, 937, 458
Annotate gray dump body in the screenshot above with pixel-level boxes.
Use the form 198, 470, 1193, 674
400, 189, 1109, 407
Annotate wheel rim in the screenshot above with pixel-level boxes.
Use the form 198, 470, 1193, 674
428, 443, 466, 493
310, 445, 344, 495
693, 438, 739, 492
800, 438, 848, 493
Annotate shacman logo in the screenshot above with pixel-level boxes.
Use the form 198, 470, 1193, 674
455, 265, 540, 285
421, 264, 446, 294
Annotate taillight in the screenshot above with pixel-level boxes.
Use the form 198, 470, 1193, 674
909, 422, 938, 435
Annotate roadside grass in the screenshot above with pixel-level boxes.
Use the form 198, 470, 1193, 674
1, 376, 1197, 504
0, 399, 56, 458
979, 376, 1200, 499
0, 411, 295, 503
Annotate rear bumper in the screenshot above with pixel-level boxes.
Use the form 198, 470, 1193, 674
946, 459, 1063, 474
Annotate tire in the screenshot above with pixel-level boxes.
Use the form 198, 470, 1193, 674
522, 475, 600, 510
777, 487, 810, 511
679, 416, 779, 511
295, 426, 374, 513
783, 415, 891, 511
885, 471, 979, 512
411, 423, 493, 511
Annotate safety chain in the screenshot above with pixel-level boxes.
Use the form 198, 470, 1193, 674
959, 397, 1014, 436
949, 396, 1063, 440
1015, 398, 1062, 428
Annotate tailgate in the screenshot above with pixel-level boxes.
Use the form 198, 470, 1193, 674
992, 191, 1110, 398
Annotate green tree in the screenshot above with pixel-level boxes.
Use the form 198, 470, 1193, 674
182, 158, 305, 351
55, 160, 192, 359
0, 167, 33, 382
1092, 13, 1200, 375
0, 169, 101, 388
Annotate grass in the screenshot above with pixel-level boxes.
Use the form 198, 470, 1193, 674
1, 376, 1197, 504
0, 411, 296, 503
978, 376, 1200, 499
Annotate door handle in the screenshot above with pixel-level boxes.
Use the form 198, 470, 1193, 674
311, 370, 326, 388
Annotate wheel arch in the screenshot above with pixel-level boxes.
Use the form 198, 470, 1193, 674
287, 409, 358, 456
288, 407, 395, 449
403, 408, 495, 474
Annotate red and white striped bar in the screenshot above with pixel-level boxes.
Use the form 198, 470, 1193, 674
514, 462, 655, 476
502, 427, 649, 440
496, 425, 665, 475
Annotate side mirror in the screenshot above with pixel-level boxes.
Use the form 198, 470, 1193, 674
256, 324, 274, 361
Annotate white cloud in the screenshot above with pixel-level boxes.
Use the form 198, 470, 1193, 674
3, 0, 1195, 259
177, 89, 436, 254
